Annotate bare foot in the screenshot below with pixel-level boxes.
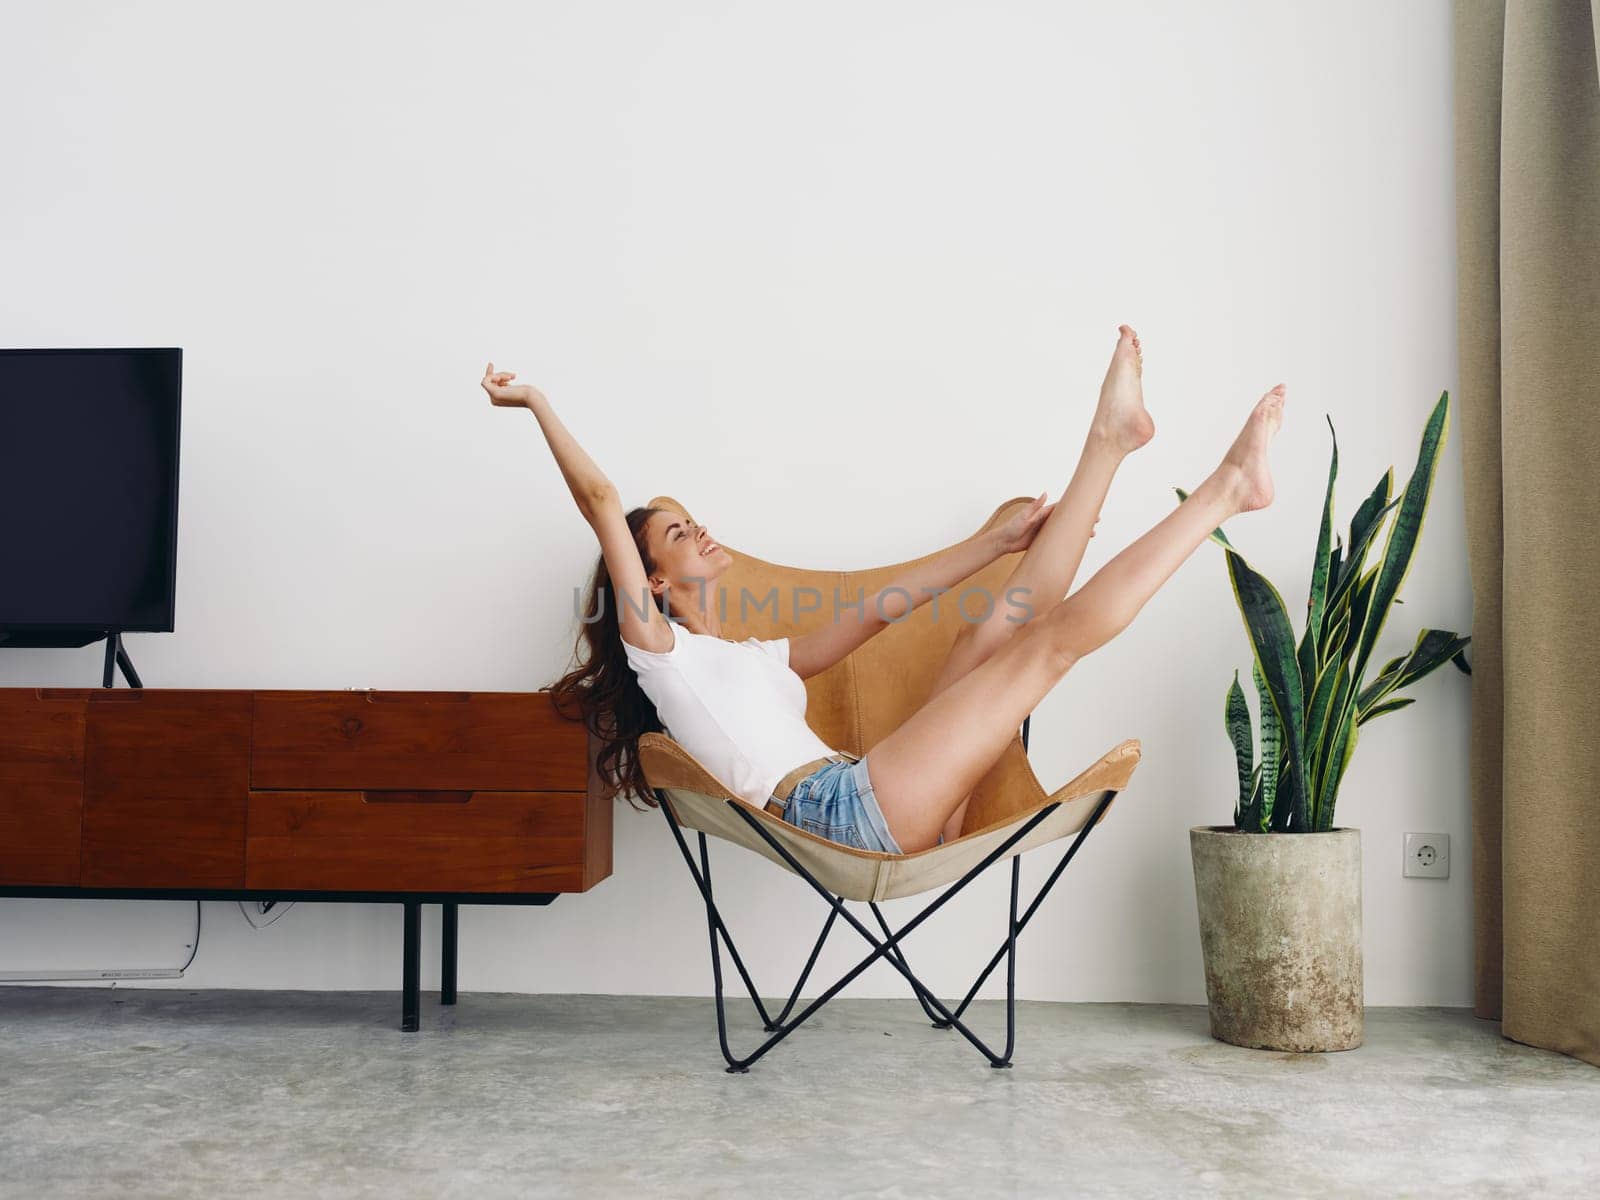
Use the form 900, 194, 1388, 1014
1219, 384, 1286, 512
1091, 324, 1155, 454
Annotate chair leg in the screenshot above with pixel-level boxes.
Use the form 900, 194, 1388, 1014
659, 796, 850, 1071
868, 852, 1027, 1047
868, 902, 945, 1026
694, 831, 842, 1032
663, 819, 779, 1031
866, 847, 1025, 1065
932, 792, 1112, 1029
1002, 850, 1020, 1065
770, 902, 843, 1029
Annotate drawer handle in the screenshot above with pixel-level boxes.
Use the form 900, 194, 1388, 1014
362, 790, 473, 804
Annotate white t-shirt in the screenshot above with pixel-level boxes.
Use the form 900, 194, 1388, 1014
622, 620, 839, 807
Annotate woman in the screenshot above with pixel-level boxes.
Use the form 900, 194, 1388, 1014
484, 326, 1284, 855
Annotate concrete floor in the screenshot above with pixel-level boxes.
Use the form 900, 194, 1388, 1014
1, 989, 1597, 1199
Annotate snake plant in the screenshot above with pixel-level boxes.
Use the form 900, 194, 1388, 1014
1175, 390, 1470, 833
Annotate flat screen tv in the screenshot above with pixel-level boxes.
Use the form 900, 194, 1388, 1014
0, 348, 182, 648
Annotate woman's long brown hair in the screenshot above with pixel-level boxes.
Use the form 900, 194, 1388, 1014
547, 505, 668, 812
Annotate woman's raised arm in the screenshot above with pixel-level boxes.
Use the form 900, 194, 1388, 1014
482, 362, 672, 653
481, 362, 613, 514
786, 493, 1055, 679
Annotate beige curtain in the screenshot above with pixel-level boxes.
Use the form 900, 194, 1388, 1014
1455, 0, 1600, 1068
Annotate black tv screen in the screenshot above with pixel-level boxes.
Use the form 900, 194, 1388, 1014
0, 348, 182, 646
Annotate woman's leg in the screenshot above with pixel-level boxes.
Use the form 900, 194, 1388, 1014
927, 325, 1153, 840
868, 384, 1285, 853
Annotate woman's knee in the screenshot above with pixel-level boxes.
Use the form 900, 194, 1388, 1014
954, 606, 1028, 671
1038, 600, 1091, 667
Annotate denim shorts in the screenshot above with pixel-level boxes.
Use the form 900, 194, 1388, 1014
781, 754, 905, 855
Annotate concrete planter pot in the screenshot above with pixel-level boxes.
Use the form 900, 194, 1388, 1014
1189, 825, 1363, 1052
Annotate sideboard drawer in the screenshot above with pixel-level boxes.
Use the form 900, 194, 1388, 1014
0, 689, 92, 886
245, 789, 592, 892
251, 691, 588, 792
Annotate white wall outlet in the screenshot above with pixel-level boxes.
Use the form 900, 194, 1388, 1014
1404, 833, 1450, 879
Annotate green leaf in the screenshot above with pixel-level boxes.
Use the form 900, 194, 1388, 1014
1397, 630, 1471, 688
1270, 748, 1305, 832
1244, 761, 1267, 833
1375, 653, 1408, 681
1317, 710, 1360, 830
1252, 658, 1281, 832
1225, 669, 1253, 824
1225, 549, 1308, 831
1298, 415, 1339, 697
1310, 661, 1352, 828
1301, 657, 1342, 825
1318, 713, 1356, 825
1356, 628, 1473, 714
1358, 695, 1415, 725
1355, 654, 1408, 711
1337, 468, 1396, 594
1321, 494, 1403, 640
1350, 392, 1451, 689
1342, 567, 1380, 661
1320, 599, 1352, 662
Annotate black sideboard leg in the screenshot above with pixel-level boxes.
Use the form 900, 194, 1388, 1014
401, 900, 421, 1032
441, 902, 458, 1006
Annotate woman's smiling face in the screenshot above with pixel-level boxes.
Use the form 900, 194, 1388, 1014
646, 511, 733, 599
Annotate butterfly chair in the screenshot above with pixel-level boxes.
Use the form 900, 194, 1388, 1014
635, 494, 1143, 1073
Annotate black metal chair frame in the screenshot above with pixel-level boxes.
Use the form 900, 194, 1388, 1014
655, 717, 1118, 1072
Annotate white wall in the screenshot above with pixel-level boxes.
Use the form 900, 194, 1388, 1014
0, 0, 1468, 1005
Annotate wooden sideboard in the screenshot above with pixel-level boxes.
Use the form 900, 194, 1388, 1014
0, 687, 606, 1029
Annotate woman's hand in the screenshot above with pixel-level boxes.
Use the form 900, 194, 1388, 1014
481, 361, 545, 408
991, 492, 1059, 556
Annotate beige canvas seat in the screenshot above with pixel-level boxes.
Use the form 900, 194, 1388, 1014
636, 494, 1142, 1071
